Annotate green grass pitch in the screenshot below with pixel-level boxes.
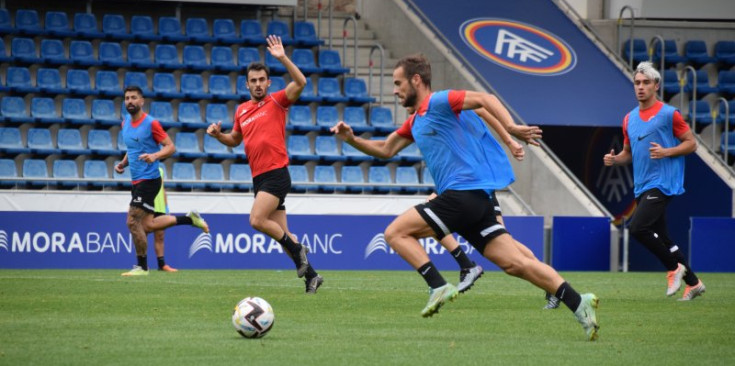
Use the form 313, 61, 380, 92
1, 270, 733, 365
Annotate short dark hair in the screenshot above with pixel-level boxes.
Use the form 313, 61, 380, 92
395, 54, 431, 88
123, 85, 144, 97
246, 62, 270, 79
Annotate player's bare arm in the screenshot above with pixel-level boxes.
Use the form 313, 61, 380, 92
115, 153, 129, 173
464, 91, 542, 146
331, 122, 412, 159
267, 35, 306, 102
207, 121, 243, 147
474, 108, 524, 161
139, 136, 175, 163
604, 144, 632, 166
649, 130, 697, 159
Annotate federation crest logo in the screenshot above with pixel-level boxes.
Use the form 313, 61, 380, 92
460, 18, 577, 76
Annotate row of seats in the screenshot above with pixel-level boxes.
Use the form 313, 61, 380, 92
0, 159, 433, 193
659, 69, 735, 97
687, 99, 735, 132
5, 38, 349, 75
623, 39, 735, 67
0, 9, 322, 46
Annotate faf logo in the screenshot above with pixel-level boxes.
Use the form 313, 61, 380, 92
460, 18, 577, 76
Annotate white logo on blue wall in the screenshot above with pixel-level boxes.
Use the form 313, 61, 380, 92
0, 230, 133, 253
189, 233, 213, 258
0, 230, 8, 251
189, 232, 343, 257
364, 233, 475, 258
364, 233, 390, 259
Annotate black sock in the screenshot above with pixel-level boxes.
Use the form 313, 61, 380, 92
417, 262, 446, 289
554, 282, 581, 312
157, 256, 166, 269
176, 216, 193, 226
545, 292, 553, 300
304, 265, 318, 280
278, 233, 304, 268
137, 255, 148, 271
670, 247, 699, 285
450, 247, 475, 269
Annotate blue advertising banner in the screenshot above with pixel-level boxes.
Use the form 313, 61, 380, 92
405, 0, 632, 127
690, 217, 735, 272
0, 212, 544, 271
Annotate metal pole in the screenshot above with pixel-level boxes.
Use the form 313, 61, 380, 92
622, 226, 629, 272
303, 0, 307, 21
718, 97, 730, 163
342, 16, 358, 79
369, 44, 385, 106
617, 5, 635, 68
648, 35, 665, 100
328, 0, 333, 50
317, 1, 322, 52
684, 65, 697, 133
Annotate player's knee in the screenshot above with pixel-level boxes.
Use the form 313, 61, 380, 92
383, 225, 404, 246
249, 215, 266, 232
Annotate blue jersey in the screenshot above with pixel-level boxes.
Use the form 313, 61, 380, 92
626, 103, 685, 197
396, 90, 515, 194
121, 113, 163, 181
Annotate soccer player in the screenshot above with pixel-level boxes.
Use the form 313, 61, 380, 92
603, 61, 705, 301
331, 54, 599, 340
206, 35, 323, 293
115, 86, 209, 276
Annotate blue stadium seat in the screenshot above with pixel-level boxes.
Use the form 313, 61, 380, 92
343, 106, 371, 131
181, 74, 210, 100
319, 49, 350, 74
315, 135, 345, 161
203, 134, 236, 159
2, 96, 32, 123
131, 15, 160, 41
240, 19, 265, 45
265, 52, 287, 74
422, 167, 434, 186
23, 159, 49, 187
183, 45, 210, 70
159, 16, 187, 42
714, 41, 735, 66
178, 102, 206, 128
155, 44, 181, 69
721, 131, 735, 162
211, 46, 237, 71
344, 78, 376, 104
7, 66, 38, 94
313, 165, 337, 192
684, 69, 718, 95
688, 100, 714, 133
102, 14, 132, 40
45, 11, 74, 37
112, 159, 131, 187
83, 160, 112, 187
288, 165, 309, 192
229, 164, 253, 190
174, 132, 206, 158
398, 143, 422, 162
12, 37, 41, 63
292, 48, 322, 74
213, 18, 239, 43
318, 77, 350, 103
37, 68, 64, 94
127, 43, 155, 68
185, 18, 215, 43
662, 69, 680, 96
57, 128, 91, 155
0, 9, 12, 34
92, 100, 118, 125
717, 100, 735, 125
150, 101, 175, 127
201, 163, 233, 190
684, 40, 716, 67
209, 74, 236, 100
152, 73, 184, 99
370, 107, 394, 131
621, 39, 648, 65
87, 130, 117, 155
316, 105, 339, 128
27, 128, 59, 155
269, 76, 286, 93
287, 134, 316, 161
342, 141, 372, 162
116, 132, 127, 151
96, 70, 123, 97
266, 20, 293, 45
0, 127, 30, 154
16, 9, 42, 35
67, 69, 96, 95
288, 105, 317, 131
339, 165, 364, 193
368, 166, 392, 193
31, 97, 63, 124
62, 98, 92, 125
238, 47, 260, 68
236, 75, 251, 99
70, 40, 98, 66
123, 71, 149, 92
0, 38, 10, 63
205, 103, 229, 124
172, 162, 205, 190
718, 71, 735, 96
73, 13, 104, 38
294, 21, 323, 47
40, 39, 68, 65
53, 159, 80, 187
0, 159, 19, 186
299, 78, 322, 103
652, 39, 687, 66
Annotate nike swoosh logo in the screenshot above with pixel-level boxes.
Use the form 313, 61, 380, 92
132, 137, 139, 142
422, 130, 438, 136
421, 267, 431, 275
239, 109, 248, 117
647, 196, 659, 200
637, 132, 653, 141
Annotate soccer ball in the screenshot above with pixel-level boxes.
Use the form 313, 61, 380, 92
232, 297, 275, 338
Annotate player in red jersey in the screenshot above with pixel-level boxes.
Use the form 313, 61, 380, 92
207, 35, 322, 293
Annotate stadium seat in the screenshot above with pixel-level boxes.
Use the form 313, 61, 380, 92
398, 143, 422, 162
652, 39, 687, 66
150, 101, 175, 127
37, 68, 64, 95
236, 76, 251, 99
180, 74, 209, 100
342, 141, 372, 162
27, 128, 59, 155
159, 16, 187, 42
152, 73, 184, 99
205, 103, 229, 124
238, 47, 260, 68
0, 38, 10, 63
0, 9, 12, 34
45, 11, 74, 37
714, 41, 735, 66
155, 44, 182, 69
621, 38, 648, 65
178, 102, 206, 128
316, 105, 339, 128
684, 40, 716, 66
0, 159, 19, 186
211, 46, 237, 71
662, 69, 681, 96
116, 132, 127, 151
370, 107, 394, 131
23, 159, 49, 187
720, 131, 735, 164
185, 18, 215, 43
183, 45, 210, 70
266, 20, 293, 45
717, 100, 735, 126
73, 13, 104, 38
127, 43, 155, 68
12, 37, 41, 63
0, 127, 30, 154
294, 21, 323, 47
67, 69, 96, 95
292, 48, 323, 74
240, 19, 265, 45
70, 40, 98, 66
684, 69, 718, 95
87, 130, 117, 155
213, 18, 239, 43
57, 129, 91, 155
92, 100, 119, 125
83, 159, 112, 187
16, 9, 42, 35
131, 15, 160, 41
229, 164, 253, 190
339, 165, 364, 193
96, 70, 123, 97
368, 166, 392, 193
40, 39, 68, 65
203, 134, 236, 159
1, 96, 32, 123
102, 14, 132, 40
318, 77, 350, 103
287, 105, 316, 131
287, 134, 316, 161
343, 106, 371, 131
265, 52, 288, 74
314, 165, 337, 192
288, 165, 309, 192
422, 167, 434, 186
174, 132, 206, 158
268, 76, 286, 93
319, 49, 350, 74
52, 159, 80, 187
7, 66, 38, 94
718, 71, 735, 96
209, 74, 236, 99
299, 78, 322, 103
688, 100, 714, 133
172, 162, 205, 190
124, 71, 150, 92
31, 97, 63, 124
201, 163, 232, 190
62, 98, 92, 125
315, 135, 345, 161
344, 78, 376, 104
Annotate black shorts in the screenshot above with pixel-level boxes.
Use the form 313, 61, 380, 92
415, 189, 508, 253
130, 177, 162, 214
253, 167, 291, 210
489, 191, 502, 216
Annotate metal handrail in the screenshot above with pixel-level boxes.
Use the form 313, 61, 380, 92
648, 35, 665, 100
718, 97, 731, 163
342, 16, 358, 79
617, 5, 635, 68
683, 65, 698, 133
317, 0, 332, 51
368, 44, 385, 106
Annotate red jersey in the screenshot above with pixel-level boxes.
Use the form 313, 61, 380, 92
233, 90, 293, 177
622, 101, 689, 146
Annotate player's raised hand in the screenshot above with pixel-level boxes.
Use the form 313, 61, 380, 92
510, 125, 543, 146
603, 149, 616, 166
207, 121, 222, 137
330, 121, 355, 142
266, 35, 285, 60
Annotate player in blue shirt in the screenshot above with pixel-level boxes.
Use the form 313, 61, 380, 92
331, 54, 599, 341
